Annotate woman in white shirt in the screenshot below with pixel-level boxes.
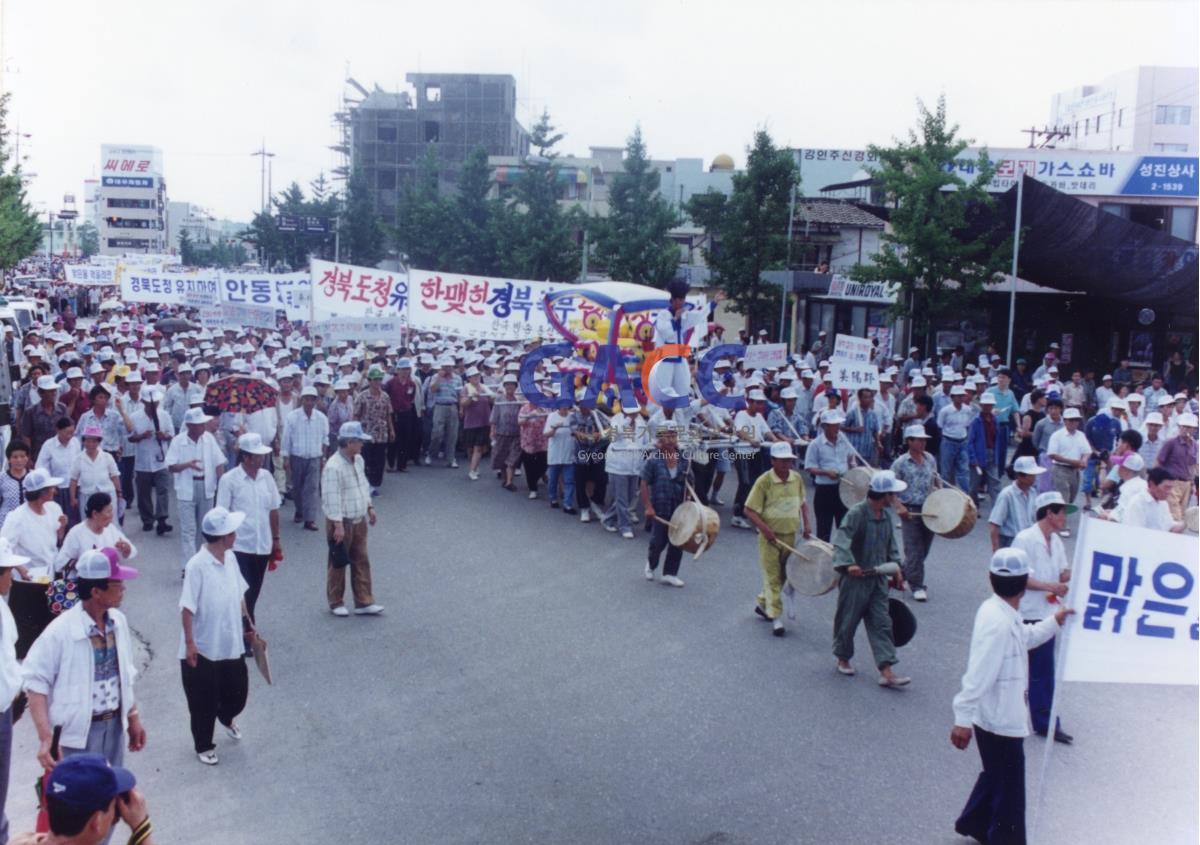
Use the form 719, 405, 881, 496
69, 424, 121, 524
55, 491, 137, 577
36, 416, 81, 528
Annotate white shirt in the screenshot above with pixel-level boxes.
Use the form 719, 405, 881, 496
179, 547, 249, 661
1047, 428, 1091, 465
21, 603, 138, 749
283, 407, 330, 459
216, 465, 281, 555
952, 595, 1061, 737
0, 501, 64, 571
732, 410, 772, 455
1012, 525, 1069, 621
164, 430, 224, 501
603, 414, 648, 477
70, 450, 119, 496
130, 408, 175, 473
36, 436, 81, 482
0, 597, 21, 706
55, 521, 137, 576
1120, 489, 1176, 531
245, 407, 278, 445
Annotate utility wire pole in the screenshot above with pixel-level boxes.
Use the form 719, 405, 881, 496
251, 143, 275, 215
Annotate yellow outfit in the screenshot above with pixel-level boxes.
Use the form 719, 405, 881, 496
745, 468, 806, 620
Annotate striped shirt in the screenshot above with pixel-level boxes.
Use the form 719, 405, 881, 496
283, 407, 330, 459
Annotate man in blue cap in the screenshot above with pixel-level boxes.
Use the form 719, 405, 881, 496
10, 753, 155, 845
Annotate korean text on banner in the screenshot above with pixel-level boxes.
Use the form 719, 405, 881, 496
221, 302, 277, 331
220, 271, 310, 321
743, 343, 788, 370
121, 267, 219, 306
311, 319, 404, 342
64, 264, 119, 286
310, 259, 407, 322
832, 333, 874, 364
1061, 518, 1198, 686
408, 268, 561, 340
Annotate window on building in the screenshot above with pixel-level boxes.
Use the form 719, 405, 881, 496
1099, 202, 1130, 219
1153, 142, 1189, 152
1155, 105, 1192, 125
377, 125, 397, 142
425, 84, 441, 103
1169, 206, 1197, 241
1083, 120, 1089, 136
424, 121, 440, 143
1095, 114, 1103, 132
377, 169, 397, 190
1128, 204, 1169, 232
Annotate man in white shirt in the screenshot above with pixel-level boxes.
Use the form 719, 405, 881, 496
0, 539, 27, 842
1012, 493, 1075, 744
1046, 408, 1091, 535
163, 363, 203, 430
951, 548, 1072, 844
165, 408, 226, 570
1120, 467, 1186, 532
282, 387, 329, 531
936, 385, 973, 492
128, 387, 175, 536
23, 548, 146, 775
730, 390, 777, 529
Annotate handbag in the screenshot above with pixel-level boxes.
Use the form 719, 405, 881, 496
327, 536, 351, 569
46, 576, 81, 616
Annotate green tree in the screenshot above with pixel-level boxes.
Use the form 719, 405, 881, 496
77, 222, 100, 258
178, 228, 197, 265
687, 130, 796, 331
592, 126, 680, 287
501, 110, 578, 281
448, 147, 501, 275
341, 168, 385, 267
393, 147, 452, 269
0, 93, 43, 270
243, 181, 338, 269
850, 96, 1009, 350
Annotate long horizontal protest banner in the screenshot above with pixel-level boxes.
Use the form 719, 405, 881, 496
121, 267, 220, 306
65, 264, 122, 286
310, 318, 405, 342
219, 271, 310, 322
310, 258, 407, 323
1061, 518, 1197, 686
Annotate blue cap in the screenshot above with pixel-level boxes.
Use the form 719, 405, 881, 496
46, 753, 136, 811
337, 421, 374, 442
79, 343, 94, 355
396, 357, 413, 369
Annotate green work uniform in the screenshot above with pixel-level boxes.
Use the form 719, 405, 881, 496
745, 468, 806, 620
831, 500, 901, 669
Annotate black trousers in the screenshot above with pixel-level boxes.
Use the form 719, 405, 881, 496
180, 655, 248, 754
692, 455, 715, 505
362, 442, 386, 488
234, 551, 270, 623
390, 410, 421, 470
733, 449, 766, 517
117, 455, 135, 508
647, 521, 683, 577
574, 460, 607, 510
955, 726, 1027, 845
813, 483, 847, 542
522, 451, 547, 493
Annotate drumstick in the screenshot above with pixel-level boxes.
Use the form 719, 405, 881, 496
651, 515, 673, 528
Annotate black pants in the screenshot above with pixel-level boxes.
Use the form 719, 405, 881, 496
692, 455, 715, 505
574, 460, 607, 510
117, 455, 135, 508
180, 655, 248, 754
647, 521, 683, 577
955, 725, 1027, 845
733, 449, 766, 517
134, 469, 170, 527
362, 442, 386, 488
813, 483, 847, 542
235, 551, 270, 624
522, 451, 547, 493
390, 410, 420, 470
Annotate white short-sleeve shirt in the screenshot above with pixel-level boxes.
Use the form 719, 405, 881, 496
215, 465, 282, 555
179, 547, 249, 661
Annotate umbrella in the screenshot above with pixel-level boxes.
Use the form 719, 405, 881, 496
153, 317, 195, 334
204, 375, 277, 414
99, 299, 123, 312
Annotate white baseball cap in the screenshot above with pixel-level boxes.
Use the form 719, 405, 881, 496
769, 442, 795, 460
989, 548, 1031, 577
1063, 408, 1082, 420
1012, 455, 1046, 475
868, 470, 907, 494
184, 408, 213, 425
820, 410, 845, 425
1122, 453, 1146, 472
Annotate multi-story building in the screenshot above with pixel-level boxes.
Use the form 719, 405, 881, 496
96, 144, 166, 255
340, 73, 529, 225
1049, 66, 1199, 154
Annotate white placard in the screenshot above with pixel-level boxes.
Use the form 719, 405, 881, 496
120, 267, 219, 305
219, 271, 310, 321
742, 343, 787, 370
832, 333, 873, 364
828, 360, 881, 393
1060, 518, 1198, 686
221, 302, 278, 330
310, 318, 404, 342
65, 264, 119, 286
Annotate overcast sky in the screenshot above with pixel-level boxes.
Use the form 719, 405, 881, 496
6, 0, 1198, 222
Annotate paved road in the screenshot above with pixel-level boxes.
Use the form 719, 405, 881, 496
7, 466, 1196, 844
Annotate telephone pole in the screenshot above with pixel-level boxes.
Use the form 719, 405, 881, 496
251, 143, 275, 215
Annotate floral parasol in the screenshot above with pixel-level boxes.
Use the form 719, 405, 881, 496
204, 375, 278, 414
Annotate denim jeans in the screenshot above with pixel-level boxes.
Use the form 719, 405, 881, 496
939, 437, 970, 492
546, 463, 575, 506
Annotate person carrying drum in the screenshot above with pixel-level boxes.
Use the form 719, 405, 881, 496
744, 442, 813, 637
890, 424, 941, 602
831, 470, 910, 687
639, 421, 690, 588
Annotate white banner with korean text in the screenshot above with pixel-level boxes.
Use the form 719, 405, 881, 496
120, 267, 220, 306
65, 264, 121, 286
218, 271, 310, 322
310, 259, 408, 323
742, 343, 787, 370
220, 302, 278, 330
831, 333, 873, 364
1061, 518, 1198, 686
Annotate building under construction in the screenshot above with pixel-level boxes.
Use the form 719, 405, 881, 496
333, 73, 529, 224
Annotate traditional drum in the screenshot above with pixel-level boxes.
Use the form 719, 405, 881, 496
667, 500, 720, 558
1185, 506, 1199, 534
784, 539, 838, 596
921, 487, 978, 539
839, 466, 878, 509
888, 598, 918, 647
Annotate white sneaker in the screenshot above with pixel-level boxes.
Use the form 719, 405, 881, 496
353, 604, 385, 615
661, 575, 685, 588
330, 606, 350, 617
644, 563, 656, 581
423, 456, 431, 466
225, 722, 243, 741
468, 471, 479, 481
772, 618, 785, 637
197, 750, 219, 766
730, 516, 750, 529
514, 469, 522, 476
580, 510, 591, 523
622, 529, 635, 540
528, 491, 538, 500
590, 503, 605, 521
913, 588, 928, 602
449, 460, 459, 469
604, 522, 618, 533
1059, 529, 1071, 538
